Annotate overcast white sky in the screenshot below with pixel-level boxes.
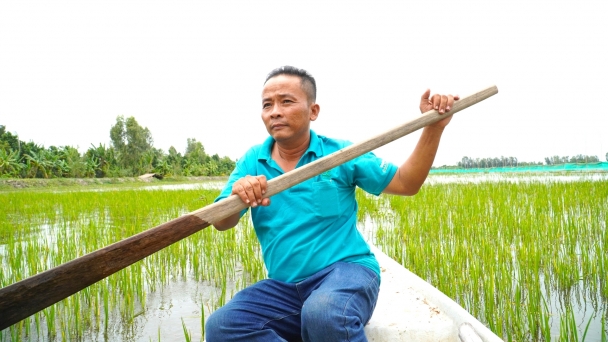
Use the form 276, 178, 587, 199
1, 0, 606, 167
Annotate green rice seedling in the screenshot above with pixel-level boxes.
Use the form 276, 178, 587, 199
43, 305, 56, 339
0, 188, 193, 338
369, 177, 608, 341
34, 310, 41, 337
558, 304, 578, 341
201, 300, 206, 338
181, 318, 192, 342
602, 315, 607, 342
582, 314, 595, 341
538, 294, 552, 340
4, 177, 604, 341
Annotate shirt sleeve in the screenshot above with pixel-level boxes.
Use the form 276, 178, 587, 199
352, 151, 398, 196
214, 151, 254, 218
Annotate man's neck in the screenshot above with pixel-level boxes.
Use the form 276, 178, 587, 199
273, 132, 311, 170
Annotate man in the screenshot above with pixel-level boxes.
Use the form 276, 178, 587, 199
205, 66, 458, 342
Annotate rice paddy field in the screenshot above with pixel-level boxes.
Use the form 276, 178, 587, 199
1, 173, 607, 341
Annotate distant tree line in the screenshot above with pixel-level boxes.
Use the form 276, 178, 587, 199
0, 117, 235, 179
433, 154, 605, 170
455, 156, 533, 169
544, 155, 601, 165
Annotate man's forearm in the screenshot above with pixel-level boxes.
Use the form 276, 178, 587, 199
384, 125, 444, 195
402, 125, 444, 188
212, 212, 241, 231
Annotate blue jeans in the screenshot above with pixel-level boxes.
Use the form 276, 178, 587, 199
205, 262, 380, 342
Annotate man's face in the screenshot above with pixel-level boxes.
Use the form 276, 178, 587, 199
261, 75, 319, 144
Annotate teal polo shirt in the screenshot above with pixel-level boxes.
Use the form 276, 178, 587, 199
215, 130, 398, 283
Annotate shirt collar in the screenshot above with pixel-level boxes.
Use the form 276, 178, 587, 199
258, 129, 322, 161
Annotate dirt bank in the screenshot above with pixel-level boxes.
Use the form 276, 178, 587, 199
0, 176, 227, 191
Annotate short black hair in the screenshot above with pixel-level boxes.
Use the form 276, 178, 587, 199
264, 66, 317, 103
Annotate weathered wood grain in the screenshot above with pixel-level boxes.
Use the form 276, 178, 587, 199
0, 85, 498, 330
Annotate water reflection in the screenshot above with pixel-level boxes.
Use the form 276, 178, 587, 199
426, 172, 608, 184
3, 174, 607, 341
140, 181, 225, 191
51, 179, 227, 193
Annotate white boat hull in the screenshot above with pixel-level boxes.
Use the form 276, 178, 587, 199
365, 245, 503, 342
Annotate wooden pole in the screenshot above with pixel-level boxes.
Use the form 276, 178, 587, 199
0, 85, 498, 330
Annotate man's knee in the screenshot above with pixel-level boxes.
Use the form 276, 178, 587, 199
301, 291, 337, 325
300, 277, 379, 341
205, 307, 228, 340
205, 305, 250, 341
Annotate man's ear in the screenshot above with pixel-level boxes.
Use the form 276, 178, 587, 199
309, 103, 320, 121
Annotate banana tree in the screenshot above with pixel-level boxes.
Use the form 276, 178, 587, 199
0, 149, 22, 177
84, 156, 100, 178
24, 150, 52, 178
154, 158, 172, 177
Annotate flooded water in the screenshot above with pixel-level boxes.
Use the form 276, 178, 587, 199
2, 173, 607, 341
426, 171, 608, 184
95, 278, 239, 342
139, 181, 225, 191
66, 179, 226, 193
